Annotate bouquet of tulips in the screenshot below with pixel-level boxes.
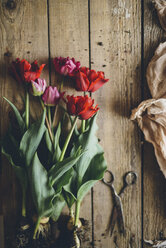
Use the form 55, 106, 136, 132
2, 56, 109, 248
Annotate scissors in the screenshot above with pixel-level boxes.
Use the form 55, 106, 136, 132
102, 170, 137, 236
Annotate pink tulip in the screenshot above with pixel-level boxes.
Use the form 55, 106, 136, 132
42, 86, 64, 106
31, 78, 47, 96
53, 57, 80, 76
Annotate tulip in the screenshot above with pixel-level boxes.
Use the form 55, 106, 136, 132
42, 86, 64, 106
31, 78, 47, 96
53, 56, 80, 76
66, 95, 99, 120
9, 58, 45, 83
75, 67, 109, 92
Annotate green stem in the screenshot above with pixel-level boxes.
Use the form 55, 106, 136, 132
48, 106, 52, 128
33, 217, 41, 239
25, 90, 29, 129
39, 98, 54, 144
69, 207, 74, 218
52, 105, 57, 128
75, 200, 81, 227
59, 116, 78, 162
60, 79, 64, 92
81, 120, 86, 133
21, 188, 26, 217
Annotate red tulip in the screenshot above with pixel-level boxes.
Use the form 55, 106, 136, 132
75, 67, 109, 92
42, 86, 64, 106
10, 58, 45, 83
66, 95, 99, 120
53, 57, 80, 76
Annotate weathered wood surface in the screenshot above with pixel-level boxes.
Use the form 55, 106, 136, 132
90, 0, 142, 247
0, 0, 166, 247
48, 1, 93, 247
0, 0, 49, 242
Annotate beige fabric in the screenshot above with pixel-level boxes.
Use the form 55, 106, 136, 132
146, 42, 166, 99
153, 0, 166, 31
131, 99, 166, 177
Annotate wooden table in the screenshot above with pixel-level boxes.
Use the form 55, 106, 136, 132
0, 0, 166, 247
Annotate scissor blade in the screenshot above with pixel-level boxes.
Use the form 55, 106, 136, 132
109, 205, 118, 236
115, 195, 125, 235
110, 193, 125, 236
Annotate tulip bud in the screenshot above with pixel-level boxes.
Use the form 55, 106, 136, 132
31, 78, 47, 96
42, 86, 63, 106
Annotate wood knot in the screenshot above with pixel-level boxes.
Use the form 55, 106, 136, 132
97, 42, 103, 46
5, 0, 16, 10
4, 50, 12, 57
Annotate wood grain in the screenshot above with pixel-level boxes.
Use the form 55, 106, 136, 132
0, 0, 48, 243
143, 0, 166, 245
48, 1, 92, 247
90, 0, 142, 247
1, 0, 166, 247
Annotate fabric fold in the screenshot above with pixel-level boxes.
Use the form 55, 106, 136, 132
146, 42, 166, 99
131, 99, 166, 177
153, 0, 166, 31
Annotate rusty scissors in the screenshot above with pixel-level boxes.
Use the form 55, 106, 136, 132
102, 170, 137, 236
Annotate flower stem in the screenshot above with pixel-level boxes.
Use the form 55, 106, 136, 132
75, 200, 81, 227
25, 90, 29, 129
60, 79, 64, 92
39, 98, 54, 144
69, 207, 74, 218
52, 105, 57, 128
21, 188, 26, 217
33, 217, 41, 239
48, 106, 52, 128
59, 116, 78, 162
81, 120, 86, 133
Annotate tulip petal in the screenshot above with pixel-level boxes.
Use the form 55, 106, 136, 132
9, 58, 45, 84
79, 106, 99, 120
88, 78, 109, 92
88, 70, 98, 81
53, 57, 80, 76
76, 72, 90, 91
66, 95, 99, 120
42, 86, 62, 106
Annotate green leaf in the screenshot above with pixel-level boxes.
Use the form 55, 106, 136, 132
63, 170, 77, 208
3, 97, 25, 133
2, 147, 28, 191
53, 122, 62, 162
28, 153, 55, 218
45, 129, 53, 153
51, 195, 66, 221
71, 114, 100, 186
48, 147, 83, 187
19, 110, 46, 166
53, 169, 73, 195
2, 131, 23, 167
63, 114, 107, 205
77, 152, 107, 201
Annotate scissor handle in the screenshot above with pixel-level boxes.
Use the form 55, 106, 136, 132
102, 170, 114, 186
124, 171, 137, 186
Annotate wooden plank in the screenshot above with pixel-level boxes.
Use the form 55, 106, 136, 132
0, 0, 48, 242
48, 1, 92, 247
143, 0, 166, 244
90, 1, 142, 247
0, 216, 5, 248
